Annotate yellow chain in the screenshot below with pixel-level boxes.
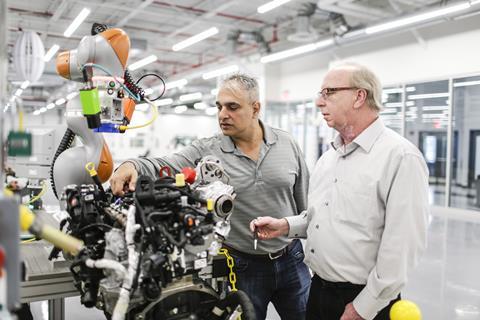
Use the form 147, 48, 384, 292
218, 248, 242, 320
218, 248, 237, 291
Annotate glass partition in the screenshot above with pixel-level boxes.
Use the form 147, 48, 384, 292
451, 76, 480, 210
381, 86, 404, 134
404, 80, 449, 206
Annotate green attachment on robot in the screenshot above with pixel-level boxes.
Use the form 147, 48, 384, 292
79, 87, 101, 116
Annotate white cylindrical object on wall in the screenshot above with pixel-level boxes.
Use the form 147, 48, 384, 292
13, 31, 45, 82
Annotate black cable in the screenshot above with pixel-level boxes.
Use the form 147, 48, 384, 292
124, 69, 145, 100
50, 128, 76, 199
78, 223, 113, 234
209, 291, 256, 320
135, 73, 166, 101
157, 224, 187, 248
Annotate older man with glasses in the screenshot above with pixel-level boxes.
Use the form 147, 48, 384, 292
250, 62, 429, 320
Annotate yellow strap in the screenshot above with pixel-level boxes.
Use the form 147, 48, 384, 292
218, 248, 237, 292
218, 248, 242, 320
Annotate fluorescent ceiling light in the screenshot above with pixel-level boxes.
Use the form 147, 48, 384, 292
128, 55, 158, 71
66, 92, 78, 100
174, 105, 188, 114
46, 103, 56, 109
154, 98, 173, 106
33, 110, 41, 116
382, 88, 403, 94
64, 8, 91, 37
55, 98, 66, 105
211, 88, 219, 95
260, 38, 334, 63
194, 102, 208, 110
422, 106, 448, 111
380, 109, 397, 114
257, 0, 291, 14
406, 86, 416, 92
39, 107, 47, 113
422, 113, 447, 118
165, 79, 188, 90
202, 65, 239, 80
406, 101, 415, 106
44, 45, 60, 62
453, 80, 480, 87
408, 92, 449, 100
179, 92, 202, 102
172, 27, 219, 51
205, 107, 217, 116
381, 114, 402, 119
384, 102, 403, 108
14, 89, 23, 96
365, 2, 471, 34
20, 81, 30, 90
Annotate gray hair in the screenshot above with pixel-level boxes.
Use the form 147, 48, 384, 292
220, 73, 259, 103
333, 62, 383, 112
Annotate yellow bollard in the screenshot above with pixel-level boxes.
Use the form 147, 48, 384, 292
390, 300, 422, 320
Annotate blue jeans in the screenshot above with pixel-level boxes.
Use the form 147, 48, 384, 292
231, 239, 311, 320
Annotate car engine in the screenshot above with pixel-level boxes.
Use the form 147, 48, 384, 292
50, 157, 255, 320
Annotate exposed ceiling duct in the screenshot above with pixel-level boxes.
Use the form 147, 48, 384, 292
226, 29, 271, 56
329, 12, 351, 37
287, 2, 319, 43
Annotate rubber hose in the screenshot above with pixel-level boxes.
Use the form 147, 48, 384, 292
50, 128, 76, 199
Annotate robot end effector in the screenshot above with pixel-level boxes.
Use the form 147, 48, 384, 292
55, 28, 136, 130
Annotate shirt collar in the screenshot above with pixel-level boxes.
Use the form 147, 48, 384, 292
220, 120, 277, 153
330, 117, 385, 154
353, 117, 385, 153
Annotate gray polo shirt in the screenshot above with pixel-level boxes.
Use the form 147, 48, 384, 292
126, 121, 309, 254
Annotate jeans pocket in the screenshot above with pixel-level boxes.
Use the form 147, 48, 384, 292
293, 250, 305, 263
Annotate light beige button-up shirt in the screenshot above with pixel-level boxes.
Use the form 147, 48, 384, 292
286, 118, 429, 320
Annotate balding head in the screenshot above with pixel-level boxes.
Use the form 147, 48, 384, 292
330, 62, 383, 112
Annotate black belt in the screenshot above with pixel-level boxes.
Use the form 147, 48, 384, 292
314, 274, 364, 289
223, 241, 295, 261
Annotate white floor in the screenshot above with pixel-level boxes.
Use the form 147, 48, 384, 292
30, 209, 480, 320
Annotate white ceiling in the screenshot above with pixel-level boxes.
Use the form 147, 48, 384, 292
4, 0, 459, 110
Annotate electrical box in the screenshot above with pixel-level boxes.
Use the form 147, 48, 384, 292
7, 131, 32, 157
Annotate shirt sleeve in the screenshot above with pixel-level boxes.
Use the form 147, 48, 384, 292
285, 209, 309, 238
353, 153, 429, 320
292, 140, 310, 214
122, 139, 206, 178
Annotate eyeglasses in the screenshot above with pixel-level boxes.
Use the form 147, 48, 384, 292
316, 87, 361, 100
